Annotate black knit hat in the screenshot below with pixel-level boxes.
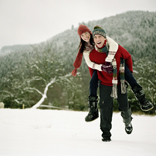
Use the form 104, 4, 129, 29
92, 25, 106, 38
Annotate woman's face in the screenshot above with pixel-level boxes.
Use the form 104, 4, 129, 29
81, 32, 90, 43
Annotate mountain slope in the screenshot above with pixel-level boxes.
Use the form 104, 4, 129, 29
1, 11, 156, 61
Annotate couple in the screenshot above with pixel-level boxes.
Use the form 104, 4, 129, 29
71, 25, 154, 142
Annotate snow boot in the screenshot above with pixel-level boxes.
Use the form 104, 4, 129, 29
121, 108, 133, 134
125, 123, 133, 134
85, 96, 99, 122
132, 84, 154, 111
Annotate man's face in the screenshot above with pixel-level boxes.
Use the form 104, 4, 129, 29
81, 32, 90, 43
94, 34, 106, 48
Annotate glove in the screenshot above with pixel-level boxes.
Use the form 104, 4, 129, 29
101, 62, 113, 74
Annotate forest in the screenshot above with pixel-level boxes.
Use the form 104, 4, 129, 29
0, 11, 156, 114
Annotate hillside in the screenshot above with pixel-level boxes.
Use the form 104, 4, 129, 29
0, 11, 156, 113
1, 11, 156, 61
49, 11, 156, 62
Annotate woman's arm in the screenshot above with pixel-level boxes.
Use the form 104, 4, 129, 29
83, 50, 102, 71
106, 36, 118, 52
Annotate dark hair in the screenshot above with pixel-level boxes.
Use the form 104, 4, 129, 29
78, 33, 94, 53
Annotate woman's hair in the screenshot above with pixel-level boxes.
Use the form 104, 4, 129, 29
78, 33, 94, 53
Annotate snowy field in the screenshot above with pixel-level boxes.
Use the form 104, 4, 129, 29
0, 109, 156, 156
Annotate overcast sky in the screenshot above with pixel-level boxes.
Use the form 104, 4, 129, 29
0, 0, 156, 49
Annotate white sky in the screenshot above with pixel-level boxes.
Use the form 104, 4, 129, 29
0, 0, 156, 49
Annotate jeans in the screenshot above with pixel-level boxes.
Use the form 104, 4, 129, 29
89, 70, 98, 97
89, 65, 138, 97
125, 65, 138, 88
99, 84, 131, 138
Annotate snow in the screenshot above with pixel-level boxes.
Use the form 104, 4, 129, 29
0, 109, 156, 156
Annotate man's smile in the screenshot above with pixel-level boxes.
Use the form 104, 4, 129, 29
97, 42, 101, 44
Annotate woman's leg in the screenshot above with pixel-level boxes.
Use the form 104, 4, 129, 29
89, 70, 99, 96
125, 64, 137, 88
125, 64, 154, 111
85, 70, 99, 122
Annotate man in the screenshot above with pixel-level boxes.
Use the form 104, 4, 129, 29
89, 25, 133, 142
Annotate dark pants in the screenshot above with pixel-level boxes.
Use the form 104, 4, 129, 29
89, 70, 99, 97
99, 84, 131, 139
125, 64, 137, 88
89, 65, 138, 96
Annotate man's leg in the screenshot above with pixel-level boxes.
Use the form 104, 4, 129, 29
117, 84, 133, 134
99, 84, 113, 142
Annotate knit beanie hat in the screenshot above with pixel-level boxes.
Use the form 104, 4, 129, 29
71, 25, 92, 76
78, 24, 92, 37
92, 25, 106, 38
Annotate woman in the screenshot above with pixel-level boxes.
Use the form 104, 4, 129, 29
71, 24, 153, 122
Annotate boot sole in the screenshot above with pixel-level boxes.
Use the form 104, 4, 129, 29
140, 105, 154, 112
125, 127, 133, 134
102, 138, 111, 142
85, 116, 99, 122
134, 95, 154, 112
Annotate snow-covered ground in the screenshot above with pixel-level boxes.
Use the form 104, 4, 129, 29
0, 109, 156, 156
